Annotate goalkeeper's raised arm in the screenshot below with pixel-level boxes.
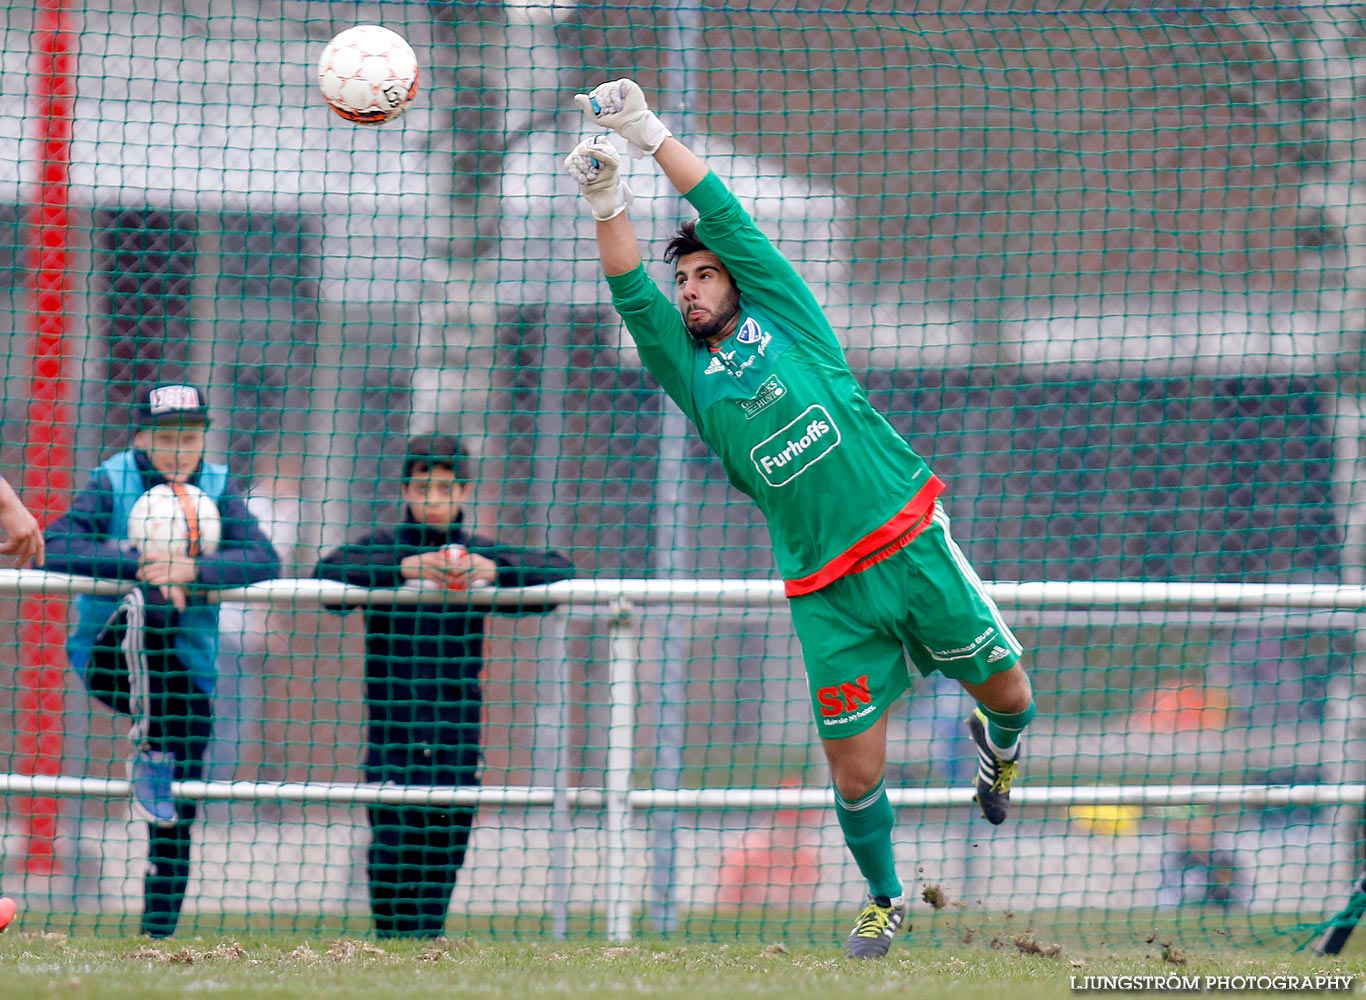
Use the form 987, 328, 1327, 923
571, 79, 833, 347
563, 130, 699, 418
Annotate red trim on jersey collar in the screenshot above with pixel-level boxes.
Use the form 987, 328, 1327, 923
783, 476, 946, 598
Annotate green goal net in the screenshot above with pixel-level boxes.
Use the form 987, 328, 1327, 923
0, 0, 1364, 951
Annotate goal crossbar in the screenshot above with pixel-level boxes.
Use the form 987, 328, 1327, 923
0, 774, 1360, 809
6, 569, 1366, 611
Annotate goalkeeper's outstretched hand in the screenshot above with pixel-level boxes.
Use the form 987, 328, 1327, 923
573, 79, 672, 157
565, 134, 633, 222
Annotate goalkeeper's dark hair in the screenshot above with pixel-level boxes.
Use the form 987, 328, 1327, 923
403, 434, 470, 482
664, 220, 710, 266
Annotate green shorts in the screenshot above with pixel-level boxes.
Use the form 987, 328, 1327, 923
788, 501, 1022, 738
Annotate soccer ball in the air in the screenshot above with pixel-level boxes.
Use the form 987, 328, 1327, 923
127, 483, 222, 558
317, 24, 420, 125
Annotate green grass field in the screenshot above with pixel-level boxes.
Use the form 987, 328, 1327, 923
2, 934, 1363, 1000
2, 910, 1363, 1000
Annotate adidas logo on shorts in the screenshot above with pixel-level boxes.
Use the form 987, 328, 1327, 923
987, 645, 1009, 663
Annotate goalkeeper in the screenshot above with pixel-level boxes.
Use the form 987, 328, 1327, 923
566, 79, 1037, 959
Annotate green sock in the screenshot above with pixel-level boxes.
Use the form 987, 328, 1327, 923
834, 780, 902, 902
980, 701, 1036, 753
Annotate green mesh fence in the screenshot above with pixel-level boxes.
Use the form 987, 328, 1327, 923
0, 0, 1363, 952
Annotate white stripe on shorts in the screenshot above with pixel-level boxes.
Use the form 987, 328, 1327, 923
931, 502, 1023, 658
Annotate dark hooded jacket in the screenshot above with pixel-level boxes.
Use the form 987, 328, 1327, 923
312, 510, 573, 784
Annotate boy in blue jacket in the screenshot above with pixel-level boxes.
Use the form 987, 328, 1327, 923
44, 382, 279, 937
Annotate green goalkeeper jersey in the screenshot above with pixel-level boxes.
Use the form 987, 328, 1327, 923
607, 171, 944, 596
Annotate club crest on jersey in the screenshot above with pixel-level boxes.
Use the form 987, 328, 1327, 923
734, 318, 772, 356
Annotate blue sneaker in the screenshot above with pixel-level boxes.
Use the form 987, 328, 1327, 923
127, 750, 178, 827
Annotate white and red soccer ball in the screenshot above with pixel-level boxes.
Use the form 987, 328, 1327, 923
127, 483, 222, 559
317, 24, 420, 126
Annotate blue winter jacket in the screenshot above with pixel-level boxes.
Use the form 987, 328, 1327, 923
44, 449, 280, 695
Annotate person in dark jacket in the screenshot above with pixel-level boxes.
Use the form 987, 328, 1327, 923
44, 382, 280, 937
313, 434, 574, 939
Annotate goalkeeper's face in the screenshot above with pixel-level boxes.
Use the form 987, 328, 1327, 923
134, 422, 207, 485
675, 251, 740, 345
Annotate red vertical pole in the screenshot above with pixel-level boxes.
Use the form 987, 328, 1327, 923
18, 0, 76, 876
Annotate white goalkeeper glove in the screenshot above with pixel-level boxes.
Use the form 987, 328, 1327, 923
573, 78, 672, 157
565, 134, 634, 222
